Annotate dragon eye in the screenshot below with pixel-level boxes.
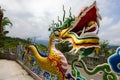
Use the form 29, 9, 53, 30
54, 31, 59, 36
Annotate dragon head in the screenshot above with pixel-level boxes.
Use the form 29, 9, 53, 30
49, 1, 101, 56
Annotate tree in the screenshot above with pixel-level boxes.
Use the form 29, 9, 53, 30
0, 6, 3, 35
97, 40, 109, 56
0, 7, 12, 36
98, 40, 115, 58
26, 38, 32, 45
2, 17, 13, 36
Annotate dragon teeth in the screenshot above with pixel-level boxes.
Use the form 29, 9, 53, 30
86, 22, 97, 31
80, 27, 85, 37
83, 32, 97, 37
97, 19, 100, 27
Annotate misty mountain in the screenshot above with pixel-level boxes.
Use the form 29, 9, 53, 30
36, 40, 48, 47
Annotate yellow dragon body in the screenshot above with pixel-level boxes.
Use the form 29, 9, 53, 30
27, 34, 68, 80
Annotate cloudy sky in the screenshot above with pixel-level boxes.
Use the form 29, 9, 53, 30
0, 0, 120, 45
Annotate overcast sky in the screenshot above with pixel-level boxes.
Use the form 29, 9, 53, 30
0, 0, 120, 45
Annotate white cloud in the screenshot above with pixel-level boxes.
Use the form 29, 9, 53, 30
0, 0, 22, 13
0, 0, 120, 45
99, 20, 120, 45
1, 0, 95, 40
96, 0, 120, 16
100, 17, 113, 26
7, 16, 50, 40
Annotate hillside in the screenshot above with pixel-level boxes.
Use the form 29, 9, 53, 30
0, 36, 47, 52
0, 36, 27, 50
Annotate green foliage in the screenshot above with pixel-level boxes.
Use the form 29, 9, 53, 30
0, 40, 4, 48
26, 38, 32, 44
36, 43, 48, 52
2, 17, 13, 27
0, 36, 27, 50
0, 8, 13, 36
0, 36, 48, 53
55, 41, 73, 53
98, 40, 116, 58
1, 17, 13, 36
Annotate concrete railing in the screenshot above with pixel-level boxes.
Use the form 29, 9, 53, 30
16, 60, 42, 80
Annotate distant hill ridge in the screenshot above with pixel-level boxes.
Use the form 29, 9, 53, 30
36, 40, 48, 46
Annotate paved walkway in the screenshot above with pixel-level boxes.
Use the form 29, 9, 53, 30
0, 59, 34, 80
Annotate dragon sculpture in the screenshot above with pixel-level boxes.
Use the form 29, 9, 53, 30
108, 47, 120, 74
26, 1, 118, 80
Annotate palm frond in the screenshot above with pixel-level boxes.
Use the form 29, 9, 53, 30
2, 17, 13, 27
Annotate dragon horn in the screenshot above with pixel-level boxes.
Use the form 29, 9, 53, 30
63, 5, 66, 21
